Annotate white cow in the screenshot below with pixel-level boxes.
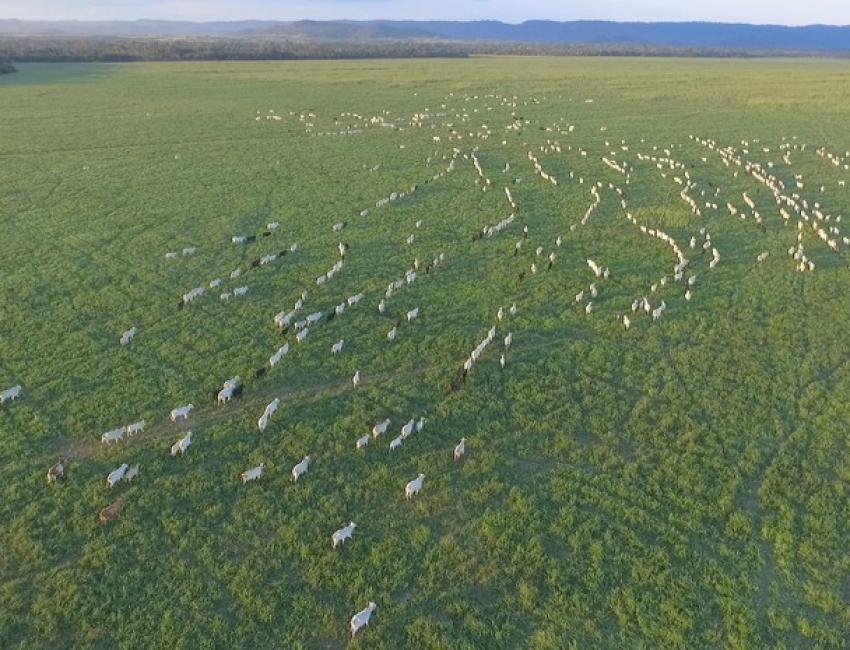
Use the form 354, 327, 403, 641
291, 456, 311, 481
101, 426, 127, 445
350, 602, 377, 637
0, 385, 22, 404
389, 435, 403, 451
405, 474, 425, 499
106, 464, 128, 488
170, 404, 194, 422
352, 371, 361, 388
120, 327, 137, 346
454, 437, 466, 460
332, 340, 344, 355
356, 434, 370, 450
416, 417, 425, 433
258, 398, 280, 432
269, 343, 289, 367
171, 431, 193, 456
401, 419, 415, 439
387, 326, 397, 342
126, 421, 145, 436
504, 332, 513, 349
233, 286, 249, 297
240, 463, 265, 483
406, 307, 419, 322
332, 522, 357, 548
372, 418, 391, 438
125, 464, 140, 483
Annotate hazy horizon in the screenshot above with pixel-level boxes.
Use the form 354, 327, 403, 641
1, 1, 849, 28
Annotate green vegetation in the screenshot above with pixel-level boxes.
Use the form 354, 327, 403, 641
0, 58, 849, 648
0, 57, 15, 73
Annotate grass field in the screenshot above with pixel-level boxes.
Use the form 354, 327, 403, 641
1, 57, 849, 648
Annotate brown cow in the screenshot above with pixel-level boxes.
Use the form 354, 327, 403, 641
99, 497, 125, 523
46, 458, 65, 484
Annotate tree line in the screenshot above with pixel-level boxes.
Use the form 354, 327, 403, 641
0, 57, 16, 72
1, 36, 846, 63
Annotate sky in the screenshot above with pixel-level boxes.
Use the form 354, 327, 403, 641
1, 0, 849, 26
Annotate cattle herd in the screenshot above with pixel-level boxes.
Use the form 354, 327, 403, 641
3, 89, 850, 639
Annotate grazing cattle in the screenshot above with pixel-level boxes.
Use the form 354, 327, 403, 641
622, 315, 631, 331
405, 474, 425, 499
126, 421, 145, 436
401, 419, 415, 439
332, 521, 356, 548
258, 398, 280, 432
291, 456, 311, 481
46, 458, 65, 484
331, 339, 344, 355
389, 435, 403, 451
233, 286, 249, 297
500, 354, 506, 368
107, 464, 128, 488
171, 431, 193, 456
356, 435, 370, 450
240, 463, 265, 484
378, 299, 386, 314
350, 602, 377, 638
416, 417, 425, 433
0, 385, 22, 404
209, 278, 222, 289
101, 426, 127, 445
372, 418, 391, 438
98, 497, 125, 523
120, 327, 137, 346
296, 328, 309, 343
454, 438, 466, 460
387, 326, 397, 342
217, 379, 242, 405
504, 332, 513, 349
509, 303, 517, 316
125, 464, 140, 483
352, 371, 361, 388
406, 307, 419, 322
587, 259, 602, 278
270, 343, 289, 367
170, 404, 194, 422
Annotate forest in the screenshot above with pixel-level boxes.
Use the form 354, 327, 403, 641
0, 35, 843, 63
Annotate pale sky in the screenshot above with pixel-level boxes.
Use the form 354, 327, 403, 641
1, 0, 848, 26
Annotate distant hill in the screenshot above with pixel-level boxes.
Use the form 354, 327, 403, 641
1, 18, 849, 53
246, 20, 437, 41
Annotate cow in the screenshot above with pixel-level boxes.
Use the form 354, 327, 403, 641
101, 426, 127, 445
170, 404, 194, 422
454, 438, 466, 461
171, 432, 192, 456
240, 464, 265, 484
106, 464, 128, 489
98, 497, 125, 523
332, 522, 357, 548
0, 385, 22, 404
405, 474, 425, 499
46, 458, 65, 484
291, 456, 310, 481
350, 602, 377, 637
